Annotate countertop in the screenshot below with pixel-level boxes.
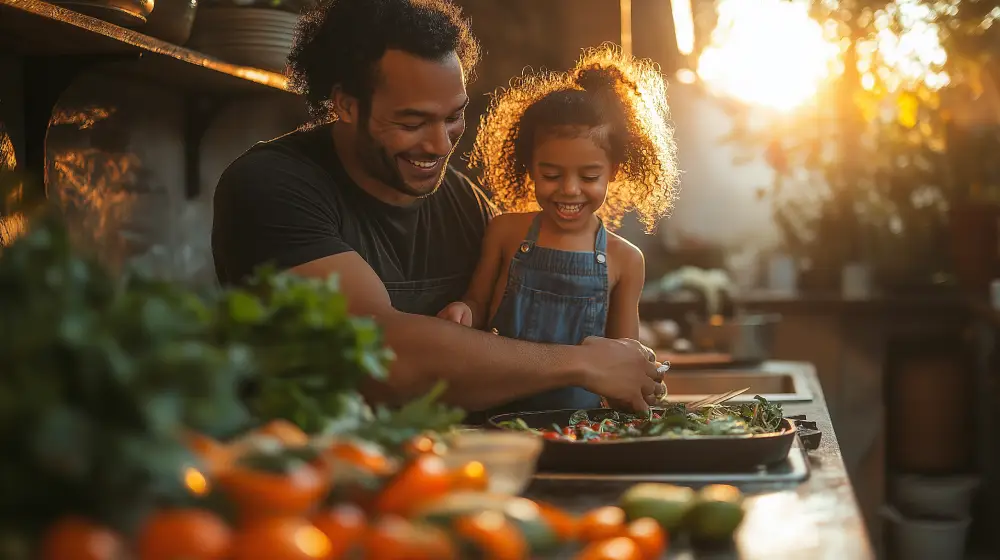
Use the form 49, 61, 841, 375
522, 361, 874, 560
639, 290, 972, 317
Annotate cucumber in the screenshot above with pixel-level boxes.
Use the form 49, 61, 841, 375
620, 483, 696, 531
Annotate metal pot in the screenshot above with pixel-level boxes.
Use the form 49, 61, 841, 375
53, 0, 154, 27
688, 313, 781, 363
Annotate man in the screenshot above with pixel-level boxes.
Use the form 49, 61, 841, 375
211, 0, 664, 413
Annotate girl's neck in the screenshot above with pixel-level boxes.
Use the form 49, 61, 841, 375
534, 212, 601, 252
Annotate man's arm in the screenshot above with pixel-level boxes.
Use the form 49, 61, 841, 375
291, 253, 586, 410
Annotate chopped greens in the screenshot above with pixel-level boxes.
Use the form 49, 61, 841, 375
497, 396, 784, 441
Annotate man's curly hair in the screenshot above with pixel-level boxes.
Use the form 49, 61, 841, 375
287, 0, 481, 121
469, 44, 679, 232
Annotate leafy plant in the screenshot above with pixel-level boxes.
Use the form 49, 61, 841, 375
209, 267, 395, 434
349, 381, 467, 452
0, 212, 251, 535
656, 266, 735, 318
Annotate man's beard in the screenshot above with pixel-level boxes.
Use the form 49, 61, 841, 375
355, 123, 452, 199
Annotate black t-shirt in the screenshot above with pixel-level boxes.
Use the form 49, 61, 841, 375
211, 123, 498, 316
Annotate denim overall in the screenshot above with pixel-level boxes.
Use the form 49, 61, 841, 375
474, 214, 609, 420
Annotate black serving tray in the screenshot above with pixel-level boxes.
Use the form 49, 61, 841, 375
488, 408, 797, 474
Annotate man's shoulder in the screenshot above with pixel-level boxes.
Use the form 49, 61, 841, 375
226, 125, 328, 174
215, 126, 337, 203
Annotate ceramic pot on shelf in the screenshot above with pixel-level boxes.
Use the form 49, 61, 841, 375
143, 0, 199, 45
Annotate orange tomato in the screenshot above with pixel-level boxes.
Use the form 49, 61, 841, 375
453, 511, 528, 560
451, 460, 490, 492
230, 517, 331, 560
374, 454, 453, 516
574, 537, 644, 560
137, 509, 232, 560
361, 515, 456, 560
536, 502, 579, 542
578, 506, 628, 542
255, 420, 310, 447
327, 440, 393, 475
39, 517, 126, 560
311, 504, 366, 560
217, 460, 329, 521
626, 518, 667, 560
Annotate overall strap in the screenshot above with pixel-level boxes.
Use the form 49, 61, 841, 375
594, 218, 608, 265
516, 213, 544, 256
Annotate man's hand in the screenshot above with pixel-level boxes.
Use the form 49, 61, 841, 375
577, 337, 664, 412
437, 301, 473, 327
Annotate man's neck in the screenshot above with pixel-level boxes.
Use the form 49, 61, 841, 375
331, 121, 419, 207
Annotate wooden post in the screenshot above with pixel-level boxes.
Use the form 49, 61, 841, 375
620, 0, 632, 56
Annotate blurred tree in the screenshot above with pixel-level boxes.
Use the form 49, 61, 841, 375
705, 0, 1000, 291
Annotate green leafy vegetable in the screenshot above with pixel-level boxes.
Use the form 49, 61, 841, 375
349, 381, 466, 452
500, 396, 785, 441
0, 212, 252, 534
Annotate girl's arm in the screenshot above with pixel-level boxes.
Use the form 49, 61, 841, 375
606, 244, 646, 340
461, 215, 511, 329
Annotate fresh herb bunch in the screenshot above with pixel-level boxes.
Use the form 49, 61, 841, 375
0, 213, 252, 535
349, 381, 466, 452
210, 267, 395, 434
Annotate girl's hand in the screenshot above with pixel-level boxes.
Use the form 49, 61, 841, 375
437, 301, 474, 327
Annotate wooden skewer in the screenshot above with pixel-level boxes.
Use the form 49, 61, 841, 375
684, 387, 751, 412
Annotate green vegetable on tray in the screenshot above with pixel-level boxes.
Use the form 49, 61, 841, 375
497, 396, 784, 441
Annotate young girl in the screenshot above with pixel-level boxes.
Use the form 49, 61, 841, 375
439, 45, 679, 416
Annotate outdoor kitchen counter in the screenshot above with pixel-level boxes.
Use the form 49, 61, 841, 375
522, 361, 874, 560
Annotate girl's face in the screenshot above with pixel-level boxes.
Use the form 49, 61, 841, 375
529, 128, 613, 232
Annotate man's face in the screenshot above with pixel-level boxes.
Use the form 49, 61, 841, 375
356, 50, 469, 199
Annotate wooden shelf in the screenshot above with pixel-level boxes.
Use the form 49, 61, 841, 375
0, 0, 293, 94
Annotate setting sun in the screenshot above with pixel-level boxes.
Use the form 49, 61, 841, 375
693, 0, 954, 111
696, 0, 839, 111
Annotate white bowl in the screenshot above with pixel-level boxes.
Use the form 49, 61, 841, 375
442, 431, 543, 496
892, 475, 981, 519
882, 505, 972, 560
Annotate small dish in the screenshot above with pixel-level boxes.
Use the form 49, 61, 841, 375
442, 431, 543, 496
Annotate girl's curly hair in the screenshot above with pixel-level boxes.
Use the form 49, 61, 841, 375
469, 44, 679, 232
